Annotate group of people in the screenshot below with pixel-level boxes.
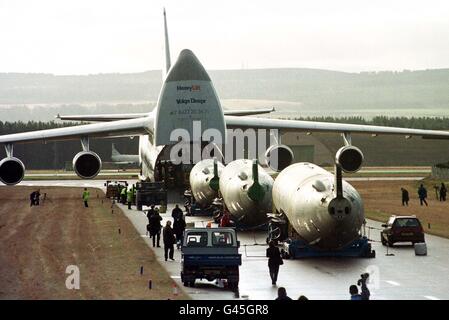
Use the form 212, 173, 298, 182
266, 240, 307, 299
267, 240, 371, 300
401, 182, 447, 206
275, 287, 308, 300
119, 184, 136, 210
29, 189, 41, 206
146, 204, 186, 262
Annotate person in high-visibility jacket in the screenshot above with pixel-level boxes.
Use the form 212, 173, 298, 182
82, 188, 90, 208
127, 188, 133, 210
120, 186, 127, 204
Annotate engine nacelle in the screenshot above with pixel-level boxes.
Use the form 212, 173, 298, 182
73, 151, 102, 179
264, 144, 294, 172
0, 157, 25, 185
335, 146, 364, 173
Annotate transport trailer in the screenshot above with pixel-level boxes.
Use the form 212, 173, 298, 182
268, 216, 375, 259
135, 181, 167, 210
181, 228, 241, 291
281, 236, 375, 259
188, 202, 218, 216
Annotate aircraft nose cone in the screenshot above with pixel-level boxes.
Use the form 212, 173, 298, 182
165, 49, 211, 82
328, 197, 352, 221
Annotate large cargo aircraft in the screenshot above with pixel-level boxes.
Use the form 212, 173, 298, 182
1, 10, 449, 249
110, 143, 139, 166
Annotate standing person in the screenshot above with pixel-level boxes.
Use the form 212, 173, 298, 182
126, 187, 133, 210
163, 220, 176, 261
173, 216, 186, 249
30, 190, 36, 207
120, 186, 127, 204
149, 210, 162, 247
220, 210, 231, 227
439, 183, 447, 201
34, 189, 41, 206
401, 188, 409, 206
266, 240, 283, 285
171, 204, 183, 221
275, 287, 292, 300
146, 205, 156, 222
349, 285, 362, 300
357, 273, 371, 300
418, 184, 428, 206
82, 188, 90, 208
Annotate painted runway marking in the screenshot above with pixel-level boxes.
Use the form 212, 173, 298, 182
385, 280, 400, 286
424, 295, 440, 300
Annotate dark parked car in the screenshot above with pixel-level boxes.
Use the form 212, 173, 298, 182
381, 215, 425, 247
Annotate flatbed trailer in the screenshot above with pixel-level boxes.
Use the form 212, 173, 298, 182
281, 236, 375, 259
268, 214, 375, 259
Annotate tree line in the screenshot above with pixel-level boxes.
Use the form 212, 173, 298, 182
291, 116, 449, 130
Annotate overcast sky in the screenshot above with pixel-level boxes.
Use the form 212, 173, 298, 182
1, 0, 449, 74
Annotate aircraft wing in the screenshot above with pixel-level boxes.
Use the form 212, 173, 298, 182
223, 107, 275, 116
224, 116, 449, 139
56, 108, 274, 122
0, 117, 152, 145
56, 113, 149, 122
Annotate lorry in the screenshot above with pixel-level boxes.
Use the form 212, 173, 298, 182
181, 227, 242, 290
135, 181, 168, 211
104, 180, 128, 200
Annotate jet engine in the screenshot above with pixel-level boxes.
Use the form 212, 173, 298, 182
189, 158, 224, 207
0, 157, 25, 185
272, 162, 364, 250
219, 159, 274, 228
73, 151, 102, 179
335, 146, 364, 173
264, 144, 294, 172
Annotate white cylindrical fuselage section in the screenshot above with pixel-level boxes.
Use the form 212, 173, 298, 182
189, 159, 224, 207
220, 159, 274, 228
273, 162, 364, 250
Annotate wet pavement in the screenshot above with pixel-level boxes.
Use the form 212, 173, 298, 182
119, 191, 449, 300
18, 180, 449, 300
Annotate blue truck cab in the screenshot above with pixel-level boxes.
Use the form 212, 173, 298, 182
181, 227, 241, 290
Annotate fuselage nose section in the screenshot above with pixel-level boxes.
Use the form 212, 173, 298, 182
154, 49, 226, 148
165, 49, 211, 82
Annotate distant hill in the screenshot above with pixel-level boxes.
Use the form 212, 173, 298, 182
1, 68, 449, 121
